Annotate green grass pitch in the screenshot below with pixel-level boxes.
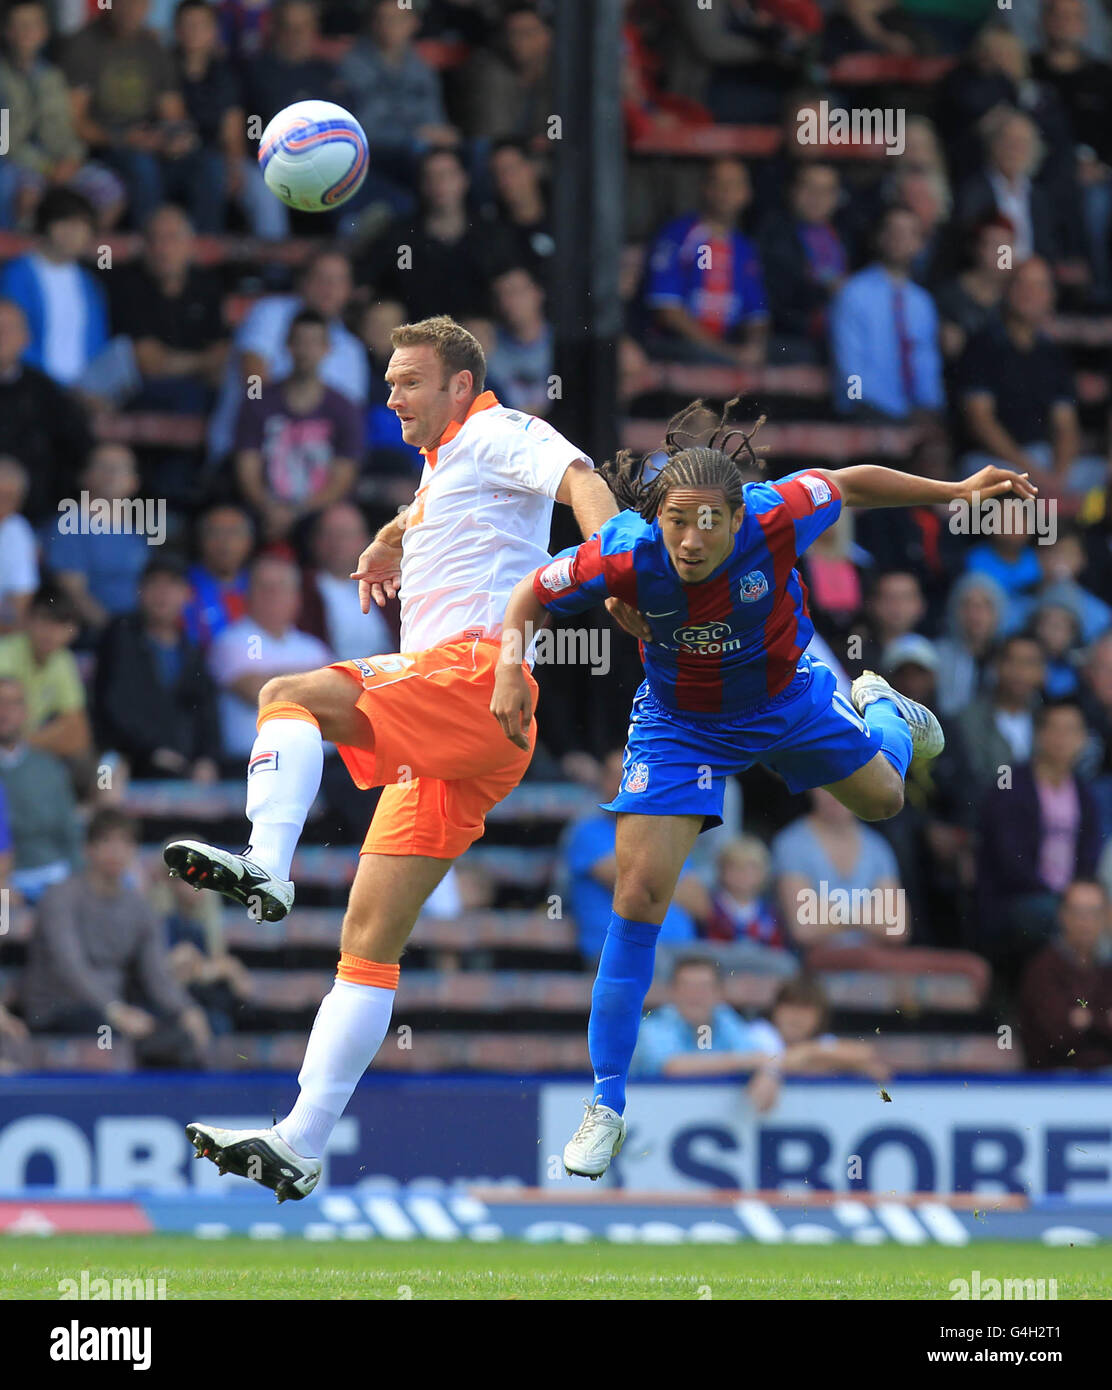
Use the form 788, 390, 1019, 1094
2, 1236, 1111, 1299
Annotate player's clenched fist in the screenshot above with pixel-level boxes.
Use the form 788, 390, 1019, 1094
491, 663, 534, 748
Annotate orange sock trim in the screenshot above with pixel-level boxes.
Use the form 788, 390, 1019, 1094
256, 700, 321, 734
337, 953, 400, 990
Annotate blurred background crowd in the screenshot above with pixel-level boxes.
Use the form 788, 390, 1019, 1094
1, 0, 1112, 1088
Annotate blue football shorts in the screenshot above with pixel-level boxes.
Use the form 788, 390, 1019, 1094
602, 656, 882, 830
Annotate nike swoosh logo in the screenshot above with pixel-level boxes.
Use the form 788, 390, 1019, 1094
645, 610, 678, 618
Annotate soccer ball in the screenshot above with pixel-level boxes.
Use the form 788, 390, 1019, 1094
258, 100, 369, 212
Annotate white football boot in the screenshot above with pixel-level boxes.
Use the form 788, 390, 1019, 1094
187, 1122, 321, 1203
851, 670, 945, 762
164, 839, 294, 922
563, 1099, 627, 1179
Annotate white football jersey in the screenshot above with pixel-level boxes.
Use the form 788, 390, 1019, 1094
398, 392, 591, 651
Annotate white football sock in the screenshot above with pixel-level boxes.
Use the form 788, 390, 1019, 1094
244, 715, 324, 880
274, 979, 396, 1159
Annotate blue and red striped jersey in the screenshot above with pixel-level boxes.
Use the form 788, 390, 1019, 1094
532, 469, 843, 715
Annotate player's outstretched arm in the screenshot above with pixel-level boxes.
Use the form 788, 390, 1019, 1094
816, 463, 1038, 511
491, 572, 551, 748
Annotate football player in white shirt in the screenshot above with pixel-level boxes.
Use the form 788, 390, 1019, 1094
167, 316, 620, 1201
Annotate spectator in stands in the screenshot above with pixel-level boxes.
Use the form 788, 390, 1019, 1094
208, 248, 368, 462
758, 162, 848, 364
93, 558, 221, 781
1079, 633, 1112, 841
850, 570, 927, 675
361, 146, 500, 323
0, 998, 30, 1073
664, 0, 815, 125
459, 2, 552, 141
0, 0, 125, 231
0, 188, 108, 388
0, 585, 91, 764
358, 297, 423, 475
890, 167, 954, 287
821, 0, 931, 61
241, 0, 336, 138
207, 554, 332, 758
298, 502, 394, 661
933, 572, 1007, 716
954, 632, 1045, 798
938, 23, 1076, 191
233, 310, 362, 548
745, 975, 891, 1113
150, 866, 253, 1036
1008, 526, 1112, 648
977, 700, 1103, 971
0, 299, 91, 525
956, 256, 1106, 495
934, 215, 1012, 361
235, 0, 339, 241
22, 807, 210, 1065
183, 504, 253, 650
92, 205, 228, 413
0, 675, 81, 903
562, 749, 706, 962
643, 157, 769, 367
879, 631, 973, 930
772, 787, 908, 959
954, 106, 1079, 270
0, 457, 39, 633
1020, 877, 1112, 1068
799, 508, 862, 645
701, 836, 796, 974
829, 206, 945, 422
487, 266, 552, 418
338, 0, 456, 205
1028, 599, 1083, 698
964, 524, 1043, 639
172, 0, 245, 237
486, 138, 555, 286
1032, 0, 1112, 302
63, 0, 214, 231
43, 443, 152, 635
630, 955, 783, 1080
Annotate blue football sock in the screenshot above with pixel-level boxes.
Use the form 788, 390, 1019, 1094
587, 913, 661, 1116
863, 696, 912, 780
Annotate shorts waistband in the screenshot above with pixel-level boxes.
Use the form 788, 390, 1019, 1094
638, 661, 813, 724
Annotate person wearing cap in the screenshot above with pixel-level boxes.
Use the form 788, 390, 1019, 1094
92, 557, 221, 781
934, 571, 1007, 717
882, 631, 971, 941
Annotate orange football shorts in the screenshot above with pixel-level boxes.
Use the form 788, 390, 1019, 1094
330, 631, 537, 859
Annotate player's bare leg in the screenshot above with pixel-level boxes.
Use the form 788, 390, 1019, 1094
566, 812, 703, 1178
823, 751, 905, 823
165, 667, 368, 920
824, 669, 945, 822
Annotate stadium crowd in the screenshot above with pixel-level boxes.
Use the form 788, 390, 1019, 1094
2, 0, 1112, 1081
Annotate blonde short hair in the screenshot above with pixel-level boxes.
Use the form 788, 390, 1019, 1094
391, 314, 486, 392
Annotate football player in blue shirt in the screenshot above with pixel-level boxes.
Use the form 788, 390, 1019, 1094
492, 398, 1037, 1178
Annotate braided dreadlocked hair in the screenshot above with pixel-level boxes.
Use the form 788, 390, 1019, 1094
599, 397, 768, 523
